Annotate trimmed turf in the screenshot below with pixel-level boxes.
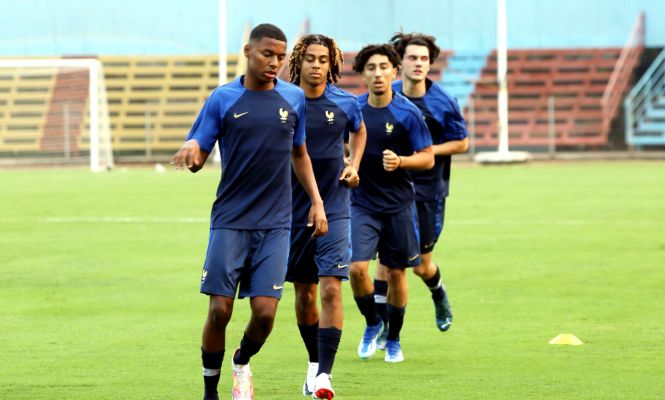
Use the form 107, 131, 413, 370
1, 161, 664, 399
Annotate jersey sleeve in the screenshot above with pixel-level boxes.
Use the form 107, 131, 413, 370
293, 98, 306, 147
407, 108, 433, 151
444, 97, 469, 141
186, 89, 222, 152
346, 98, 363, 133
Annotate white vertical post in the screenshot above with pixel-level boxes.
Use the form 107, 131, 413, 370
89, 62, 100, 172
212, 0, 228, 164
218, 0, 227, 86
496, 0, 509, 153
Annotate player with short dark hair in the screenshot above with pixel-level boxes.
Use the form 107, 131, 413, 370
349, 43, 434, 363
374, 32, 469, 344
287, 33, 366, 400
172, 23, 327, 400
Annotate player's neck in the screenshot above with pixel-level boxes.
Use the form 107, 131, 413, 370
368, 88, 393, 108
243, 73, 275, 91
301, 81, 326, 98
402, 77, 427, 98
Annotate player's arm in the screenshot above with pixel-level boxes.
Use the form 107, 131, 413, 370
433, 97, 469, 156
172, 139, 210, 173
339, 121, 367, 188
172, 88, 220, 173
383, 146, 434, 172
292, 144, 328, 237
432, 137, 469, 156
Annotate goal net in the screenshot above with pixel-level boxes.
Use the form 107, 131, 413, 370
0, 58, 113, 171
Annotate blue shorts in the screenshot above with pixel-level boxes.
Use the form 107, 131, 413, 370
416, 195, 446, 254
350, 205, 421, 269
286, 218, 351, 284
200, 228, 290, 299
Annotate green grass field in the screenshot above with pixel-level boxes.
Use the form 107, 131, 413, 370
1, 161, 664, 399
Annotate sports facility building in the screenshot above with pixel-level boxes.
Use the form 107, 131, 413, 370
1, 0, 664, 169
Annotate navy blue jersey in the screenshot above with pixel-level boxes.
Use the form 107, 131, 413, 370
351, 91, 432, 214
186, 76, 306, 229
393, 79, 468, 199
291, 84, 363, 227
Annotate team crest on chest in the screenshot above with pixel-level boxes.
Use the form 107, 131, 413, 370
385, 122, 394, 135
279, 108, 289, 123
325, 110, 335, 125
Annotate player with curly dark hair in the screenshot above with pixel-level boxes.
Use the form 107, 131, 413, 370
349, 43, 434, 364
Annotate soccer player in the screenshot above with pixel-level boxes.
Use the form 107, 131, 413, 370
287, 34, 366, 400
349, 44, 434, 363
373, 32, 469, 340
172, 23, 327, 400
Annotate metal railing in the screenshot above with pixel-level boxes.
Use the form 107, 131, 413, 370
601, 12, 645, 139
624, 48, 665, 146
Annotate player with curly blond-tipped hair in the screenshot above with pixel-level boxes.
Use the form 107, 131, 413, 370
287, 33, 366, 399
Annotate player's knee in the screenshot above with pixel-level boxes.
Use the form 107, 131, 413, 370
320, 280, 341, 306
349, 265, 367, 281
251, 310, 276, 332
387, 267, 406, 283
208, 302, 232, 330
296, 288, 316, 310
412, 263, 427, 278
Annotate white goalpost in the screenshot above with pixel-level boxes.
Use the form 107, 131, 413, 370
0, 58, 113, 172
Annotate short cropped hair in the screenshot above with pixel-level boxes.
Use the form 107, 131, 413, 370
249, 23, 287, 43
390, 32, 440, 64
352, 44, 401, 73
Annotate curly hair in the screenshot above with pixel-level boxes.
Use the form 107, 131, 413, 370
352, 44, 401, 73
288, 34, 344, 84
389, 32, 440, 64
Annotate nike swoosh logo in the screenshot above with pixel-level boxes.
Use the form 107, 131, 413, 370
408, 254, 420, 261
272, 284, 284, 290
233, 112, 249, 118
337, 264, 349, 269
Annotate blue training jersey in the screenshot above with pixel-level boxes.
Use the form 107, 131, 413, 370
291, 84, 363, 227
393, 79, 468, 200
186, 76, 306, 229
351, 90, 432, 214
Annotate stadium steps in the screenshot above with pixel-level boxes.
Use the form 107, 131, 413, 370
99, 55, 239, 154
467, 48, 632, 149
42, 67, 88, 155
0, 64, 56, 154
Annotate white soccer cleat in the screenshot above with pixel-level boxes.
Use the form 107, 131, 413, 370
312, 373, 335, 399
231, 352, 254, 400
357, 320, 383, 359
302, 362, 318, 396
384, 339, 404, 363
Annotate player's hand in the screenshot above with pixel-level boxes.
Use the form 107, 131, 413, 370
171, 140, 203, 172
382, 149, 401, 172
307, 201, 328, 238
339, 165, 359, 188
